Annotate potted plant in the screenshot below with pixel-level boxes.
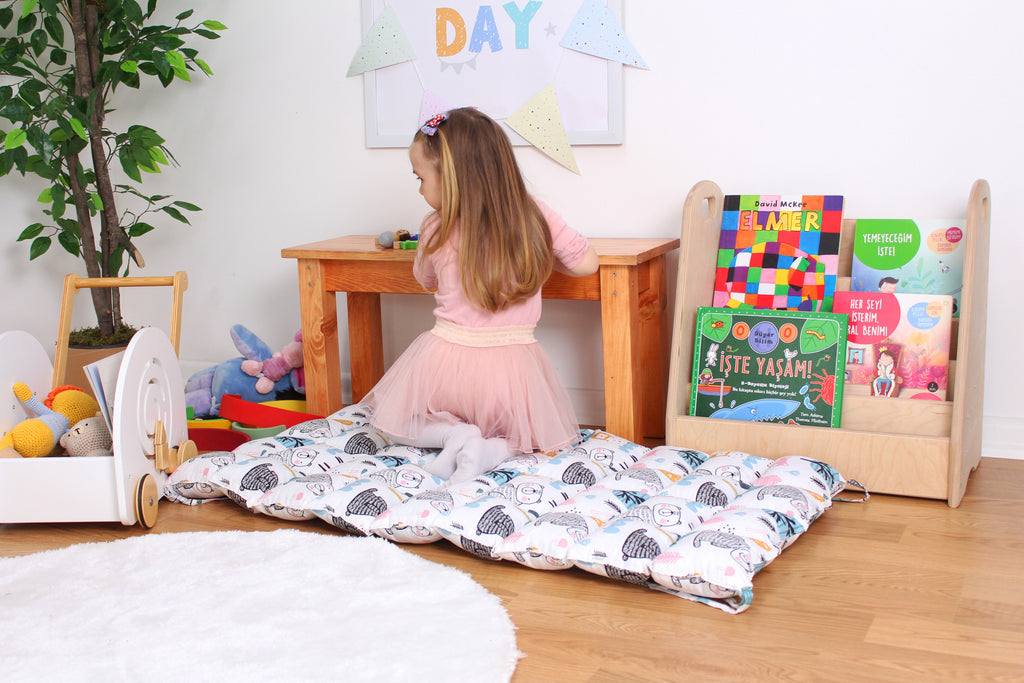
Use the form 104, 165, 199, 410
0, 0, 224, 345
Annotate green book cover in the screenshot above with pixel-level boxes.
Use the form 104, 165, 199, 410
690, 307, 849, 428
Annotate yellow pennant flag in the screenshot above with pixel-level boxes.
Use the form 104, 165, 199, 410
505, 84, 580, 175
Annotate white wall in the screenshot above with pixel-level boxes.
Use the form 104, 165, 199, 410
2, 1, 1021, 458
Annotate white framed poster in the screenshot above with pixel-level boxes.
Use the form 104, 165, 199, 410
356, 0, 626, 148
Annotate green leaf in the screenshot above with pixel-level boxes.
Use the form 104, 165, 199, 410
132, 144, 159, 171
4, 128, 27, 149
3, 66, 32, 80
176, 10, 194, 21
149, 50, 170, 76
194, 29, 221, 41
109, 247, 124, 275
123, 0, 143, 23
27, 156, 58, 179
155, 35, 185, 51
49, 47, 66, 65
16, 11, 36, 35
194, 58, 213, 76
57, 217, 79, 234
42, 14, 63, 44
128, 221, 155, 237
118, 147, 142, 182
201, 20, 227, 31
90, 192, 103, 211
29, 235, 51, 259
0, 150, 15, 176
21, 0, 38, 19
37, 186, 52, 203
57, 230, 80, 256
51, 189, 65, 219
69, 117, 88, 141
128, 125, 164, 146
147, 146, 168, 166
2, 99, 32, 123
25, 125, 53, 158
9, 146, 28, 173
30, 28, 48, 56
172, 200, 201, 211
121, 60, 139, 73
165, 50, 189, 81
0, 7, 14, 29
161, 205, 190, 224
17, 79, 45, 108
17, 223, 45, 241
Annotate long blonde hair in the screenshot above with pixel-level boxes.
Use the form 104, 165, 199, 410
414, 108, 553, 313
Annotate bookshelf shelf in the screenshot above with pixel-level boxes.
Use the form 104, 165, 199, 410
666, 180, 990, 507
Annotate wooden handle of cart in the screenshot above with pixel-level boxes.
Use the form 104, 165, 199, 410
52, 272, 188, 390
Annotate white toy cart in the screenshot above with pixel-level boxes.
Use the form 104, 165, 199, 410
0, 273, 196, 528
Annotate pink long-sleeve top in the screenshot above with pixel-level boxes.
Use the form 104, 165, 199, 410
413, 200, 591, 328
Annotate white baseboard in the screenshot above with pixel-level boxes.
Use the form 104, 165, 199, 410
983, 416, 1024, 460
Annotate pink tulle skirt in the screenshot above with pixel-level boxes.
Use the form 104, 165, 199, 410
363, 319, 580, 454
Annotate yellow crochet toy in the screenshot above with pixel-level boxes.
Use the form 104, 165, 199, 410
0, 383, 101, 458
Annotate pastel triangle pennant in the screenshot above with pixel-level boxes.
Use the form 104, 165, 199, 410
419, 90, 454, 128
560, 0, 649, 69
347, 6, 417, 77
505, 84, 580, 174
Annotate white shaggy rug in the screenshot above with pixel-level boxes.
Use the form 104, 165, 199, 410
0, 529, 519, 682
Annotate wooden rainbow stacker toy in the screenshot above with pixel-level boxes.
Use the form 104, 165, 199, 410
0, 274, 196, 528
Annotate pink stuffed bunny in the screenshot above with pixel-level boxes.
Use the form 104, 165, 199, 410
241, 331, 304, 394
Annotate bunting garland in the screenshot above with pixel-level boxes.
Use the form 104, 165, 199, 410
349, 1, 648, 173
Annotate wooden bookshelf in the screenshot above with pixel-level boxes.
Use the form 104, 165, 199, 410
665, 180, 990, 506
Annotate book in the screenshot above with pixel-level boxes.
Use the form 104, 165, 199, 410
689, 307, 848, 428
713, 194, 844, 312
833, 291, 953, 401
83, 350, 125, 434
850, 218, 967, 318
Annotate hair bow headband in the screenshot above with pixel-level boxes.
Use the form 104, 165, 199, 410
420, 112, 447, 136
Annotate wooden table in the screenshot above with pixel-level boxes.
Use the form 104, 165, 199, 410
282, 236, 679, 443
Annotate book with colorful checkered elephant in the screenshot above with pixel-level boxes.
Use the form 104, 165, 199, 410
712, 194, 844, 312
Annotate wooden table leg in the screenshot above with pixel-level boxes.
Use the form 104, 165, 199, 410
296, 259, 342, 417
347, 291, 385, 404
640, 256, 668, 440
600, 264, 643, 443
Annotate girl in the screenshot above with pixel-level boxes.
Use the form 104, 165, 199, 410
363, 108, 599, 482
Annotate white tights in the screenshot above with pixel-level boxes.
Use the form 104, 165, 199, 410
391, 421, 512, 483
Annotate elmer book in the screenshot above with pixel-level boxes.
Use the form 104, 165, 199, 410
713, 194, 844, 312
690, 307, 848, 428
850, 218, 966, 318
833, 291, 953, 401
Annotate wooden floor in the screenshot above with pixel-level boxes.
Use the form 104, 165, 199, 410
2, 457, 1023, 682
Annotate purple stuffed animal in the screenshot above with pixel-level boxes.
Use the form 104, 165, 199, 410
185, 325, 305, 418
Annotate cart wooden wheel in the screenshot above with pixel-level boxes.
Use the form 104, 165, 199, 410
134, 474, 159, 529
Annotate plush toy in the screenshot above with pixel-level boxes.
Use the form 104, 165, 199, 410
241, 331, 304, 394
185, 325, 306, 418
0, 383, 101, 458
59, 415, 113, 457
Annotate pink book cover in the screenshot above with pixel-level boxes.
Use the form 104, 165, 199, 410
833, 291, 953, 401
